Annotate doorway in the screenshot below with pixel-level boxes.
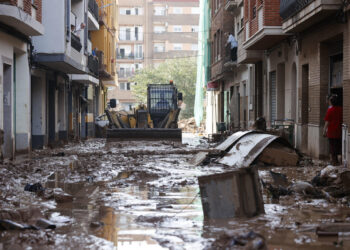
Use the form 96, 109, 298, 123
301, 64, 309, 153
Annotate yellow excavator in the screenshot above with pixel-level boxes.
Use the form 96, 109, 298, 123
105, 81, 183, 141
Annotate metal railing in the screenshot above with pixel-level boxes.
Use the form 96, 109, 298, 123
117, 53, 144, 60
280, 0, 313, 20
88, 0, 99, 21
118, 70, 135, 78
71, 32, 82, 52
88, 55, 99, 76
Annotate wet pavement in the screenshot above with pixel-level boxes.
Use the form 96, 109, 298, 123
1, 133, 350, 249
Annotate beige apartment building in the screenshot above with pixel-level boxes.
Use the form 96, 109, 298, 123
114, 0, 199, 111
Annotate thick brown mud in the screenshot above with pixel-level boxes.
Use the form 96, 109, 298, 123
0, 134, 350, 249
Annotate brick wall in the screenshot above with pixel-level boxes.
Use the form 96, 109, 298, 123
244, 0, 282, 40
34, 0, 42, 23
23, 0, 31, 16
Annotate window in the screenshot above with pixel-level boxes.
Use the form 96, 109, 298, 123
135, 27, 139, 40
135, 45, 143, 59
126, 9, 131, 15
154, 26, 166, 33
154, 43, 165, 52
173, 7, 183, 14
135, 8, 139, 15
191, 44, 198, 51
191, 7, 200, 14
330, 54, 343, 88
191, 26, 199, 32
173, 44, 183, 50
173, 26, 182, 32
154, 6, 165, 16
126, 28, 131, 40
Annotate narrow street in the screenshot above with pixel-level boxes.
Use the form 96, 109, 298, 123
0, 134, 349, 249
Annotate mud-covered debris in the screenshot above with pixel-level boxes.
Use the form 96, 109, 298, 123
316, 223, 350, 236
156, 204, 173, 210
258, 142, 299, 166
0, 220, 27, 231
52, 152, 65, 157
290, 181, 315, 195
320, 165, 338, 178
90, 221, 104, 228
209, 231, 266, 250
24, 183, 45, 193
135, 215, 167, 225
35, 219, 56, 229
266, 184, 292, 199
269, 170, 288, 187
53, 188, 73, 203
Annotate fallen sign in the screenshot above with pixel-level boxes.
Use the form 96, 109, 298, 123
198, 167, 264, 219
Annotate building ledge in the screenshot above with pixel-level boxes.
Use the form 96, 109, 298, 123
0, 4, 44, 36
103, 80, 118, 87
224, 0, 241, 11
281, 0, 342, 33
88, 11, 99, 31
243, 26, 289, 50
237, 49, 263, 64
34, 53, 86, 74
71, 74, 99, 85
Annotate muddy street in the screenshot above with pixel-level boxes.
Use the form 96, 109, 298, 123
1, 134, 350, 249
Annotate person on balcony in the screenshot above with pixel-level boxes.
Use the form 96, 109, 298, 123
323, 94, 343, 165
225, 32, 238, 62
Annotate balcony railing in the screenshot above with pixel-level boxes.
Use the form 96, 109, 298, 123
88, 0, 99, 21
71, 32, 82, 52
117, 53, 144, 60
96, 50, 111, 79
118, 71, 135, 78
88, 55, 99, 77
225, 0, 239, 11
280, 0, 313, 20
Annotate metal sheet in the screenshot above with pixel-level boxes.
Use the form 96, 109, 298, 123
190, 130, 253, 166
216, 130, 253, 151
218, 133, 278, 168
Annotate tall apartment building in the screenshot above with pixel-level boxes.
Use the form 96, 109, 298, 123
114, 0, 199, 111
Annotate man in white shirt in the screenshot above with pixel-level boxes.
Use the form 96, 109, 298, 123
225, 32, 238, 62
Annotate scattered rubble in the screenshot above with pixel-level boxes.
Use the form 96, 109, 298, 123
178, 117, 205, 134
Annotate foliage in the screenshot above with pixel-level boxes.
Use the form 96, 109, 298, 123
132, 58, 197, 118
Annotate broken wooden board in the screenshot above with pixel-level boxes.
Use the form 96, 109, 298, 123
190, 131, 253, 166
218, 133, 278, 168
257, 141, 299, 166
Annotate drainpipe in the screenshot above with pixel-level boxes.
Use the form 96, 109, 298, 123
13, 52, 16, 158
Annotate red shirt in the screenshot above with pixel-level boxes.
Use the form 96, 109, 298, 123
324, 106, 343, 138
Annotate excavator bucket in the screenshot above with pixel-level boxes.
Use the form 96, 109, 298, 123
106, 128, 182, 141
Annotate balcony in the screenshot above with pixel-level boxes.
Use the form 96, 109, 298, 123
237, 29, 263, 64
96, 50, 111, 79
0, 2, 44, 36
88, 55, 99, 77
88, 0, 99, 30
118, 70, 135, 79
99, 10, 107, 26
280, 0, 342, 33
224, 0, 241, 11
71, 32, 82, 52
116, 53, 144, 60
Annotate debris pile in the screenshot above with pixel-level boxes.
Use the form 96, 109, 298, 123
178, 117, 205, 134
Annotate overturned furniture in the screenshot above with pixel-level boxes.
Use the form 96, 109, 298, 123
198, 167, 264, 219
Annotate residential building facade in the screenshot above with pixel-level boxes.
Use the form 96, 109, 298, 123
0, 0, 118, 158
0, 0, 44, 157
205, 0, 350, 163
114, 0, 200, 111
